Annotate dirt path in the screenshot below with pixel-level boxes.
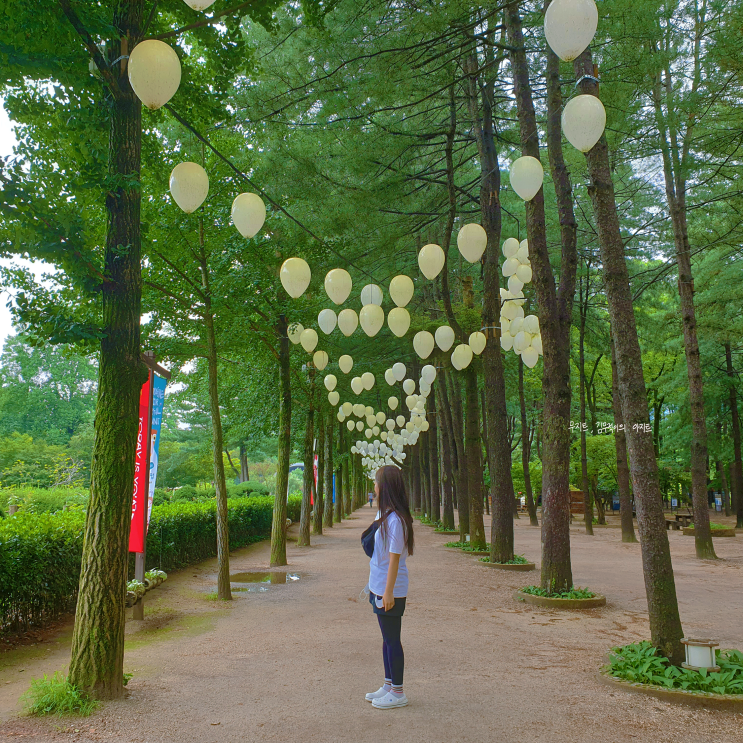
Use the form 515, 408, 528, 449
1, 509, 742, 742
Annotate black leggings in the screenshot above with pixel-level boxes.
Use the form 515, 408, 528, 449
377, 614, 404, 685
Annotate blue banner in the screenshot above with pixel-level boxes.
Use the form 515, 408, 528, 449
147, 373, 167, 528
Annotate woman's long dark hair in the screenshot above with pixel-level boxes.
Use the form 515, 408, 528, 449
375, 465, 414, 556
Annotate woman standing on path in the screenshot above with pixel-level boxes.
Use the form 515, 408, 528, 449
365, 466, 414, 709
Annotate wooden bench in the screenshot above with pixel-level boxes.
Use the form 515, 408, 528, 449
665, 519, 682, 530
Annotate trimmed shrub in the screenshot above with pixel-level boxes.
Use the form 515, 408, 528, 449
0, 495, 301, 634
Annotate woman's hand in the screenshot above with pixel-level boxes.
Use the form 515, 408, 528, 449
382, 591, 395, 611
382, 552, 400, 611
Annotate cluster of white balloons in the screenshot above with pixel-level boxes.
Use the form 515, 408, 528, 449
344, 365, 438, 478
499, 239, 542, 369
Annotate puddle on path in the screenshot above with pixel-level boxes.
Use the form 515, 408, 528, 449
227, 572, 305, 593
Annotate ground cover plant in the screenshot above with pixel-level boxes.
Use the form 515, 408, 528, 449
520, 586, 597, 600
479, 554, 530, 565
22, 672, 99, 717
606, 641, 743, 695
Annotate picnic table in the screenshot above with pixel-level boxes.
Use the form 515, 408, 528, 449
665, 512, 693, 530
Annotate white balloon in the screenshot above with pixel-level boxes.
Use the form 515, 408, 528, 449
359, 304, 384, 337
502, 257, 520, 277
287, 323, 304, 345
500, 332, 514, 351
231, 193, 266, 238
510, 317, 524, 335
403, 379, 416, 395
562, 94, 606, 153
169, 162, 209, 214
515, 264, 533, 284
451, 344, 473, 370
388, 396, 399, 411
501, 301, 519, 321
544, 0, 598, 62
347, 420, 355, 431
508, 275, 525, 295
338, 355, 353, 375
318, 308, 337, 335
386, 419, 395, 430
457, 223, 488, 263
500, 318, 511, 336
366, 415, 376, 428
509, 156, 544, 201
280, 257, 311, 299
342, 402, 353, 416
405, 395, 417, 411
365, 406, 374, 416
183, 0, 217, 9
376, 412, 386, 424
358, 421, 365, 432
421, 420, 430, 432
421, 364, 437, 385
372, 426, 380, 436
384, 369, 396, 385
516, 241, 530, 263
360, 284, 383, 306
523, 315, 540, 335
337, 410, 346, 422
324, 374, 337, 392
299, 328, 318, 353
435, 325, 455, 352
396, 415, 406, 427
351, 377, 364, 395
532, 335, 543, 355
313, 350, 328, 370
328, 391, 340, 406
381, 432, 388, 441
522, 346, 540, 368
389, 275, 415, 307
388, 307, 411, 338
338, 309, 358, 337
469, 332, 487, 355
418, 243, 445, 280
405, 421, 415, 433
392, 363, 406, 382
502, 238, 520, 259
412, 331, 435, 359
128, 40, 181, 110
361, 372, 375, 391
353, 404, 365, 417
324, 269, 352, 305
513, 331, 529, 353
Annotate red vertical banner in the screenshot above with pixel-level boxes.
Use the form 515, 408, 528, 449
129, 372, 152, 553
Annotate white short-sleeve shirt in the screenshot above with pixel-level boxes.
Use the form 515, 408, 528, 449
369, 510, 409, 598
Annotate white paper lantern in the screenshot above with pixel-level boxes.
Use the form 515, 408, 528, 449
500, 333, 514, 351
128, 40, 181, 110
523, 315, 540, 335
360, 284, 383, 306
169, 162, 209, 214
389, 275, 414, 307
421, 364, 437, 385
361, 372, 375, 391
280, 257, 311, 299
392, 363, 406, 382
388, 396, 399, 411
515, 264, 533, 284
502, 257, 520, 277
338, 309, 358, 337
418, 243, 446, 280
508, 275, 524, 295
451, 344, 473, 370
403, 379, 416, 395
509, 156, 544, 201
231, 193, 266, 238
287, 323, 304, 345
413, 331, 435, 359
502, 238, 520, 259
347, 420, 355, 431
435, 325, 455, 352
457, 223, 488, 263
469, 332, 487, 355
532, 335, 543, 355
351, 377, 364, 395
318, 309, 337, 335
324, 268, 352, 305
313, 350, 328, 370
544, 0, 598, 62
359, 304, 384, 337
299, 328, 318, 353
562, 94, 606, 153
342, 402, 353, 416
384, 369, 396, 385
324, 374, 337, 392
339, 355, 353, 374
522, 346, 539, 368
328, 391, 340, 406
388, 307, 411, 338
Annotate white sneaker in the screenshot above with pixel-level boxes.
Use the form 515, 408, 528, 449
365, 686, 390, 702
372, 691, 408, 709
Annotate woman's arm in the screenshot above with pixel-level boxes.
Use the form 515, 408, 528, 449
382, 552, 400, 611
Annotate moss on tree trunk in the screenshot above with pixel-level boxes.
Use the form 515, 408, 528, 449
271, 315, 291, 567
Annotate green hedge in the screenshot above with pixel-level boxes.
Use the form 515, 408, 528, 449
0, 495, 300, 634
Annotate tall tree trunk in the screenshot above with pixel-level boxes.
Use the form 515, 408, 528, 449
437, 379, 456, 530
335, 421, 344, 523
518, 360, 538, 526
726, 343, 743, 528
411, 440, 421, 514
578, 278, 593, 535
342, 430, 350, 517
574, 49, 684, 663
298, 371, 314, 547
239, 443, 249, 482
465, 365, 486, 548
313, 407, 324, 536
448, 370, 469, 539
324, 412, 334, 528
611, 336, 637, 543
506, 4, 577, 591
68, 0, 144, 699
480, 390, 491, 516
271, 315, 291, 566
428, 395, 441, 523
